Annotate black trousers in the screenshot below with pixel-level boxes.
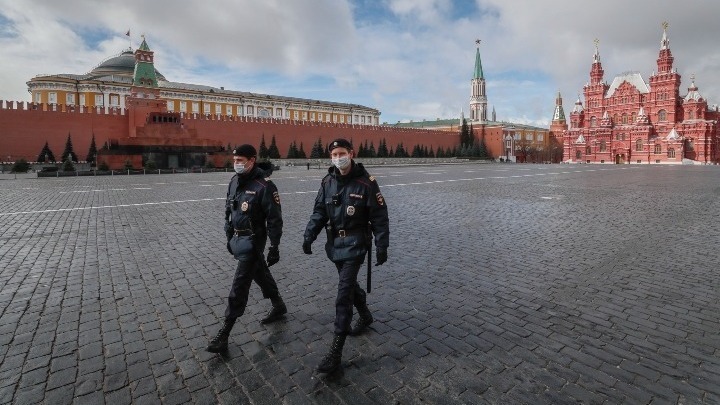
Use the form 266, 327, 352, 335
333, 258, 368, 335
224, 256, 280, 320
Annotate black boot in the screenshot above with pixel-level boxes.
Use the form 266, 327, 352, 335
260, 297, 287, 324
206, 318, 235, 353
317, 334, 346, 373
350, 307, 373, 336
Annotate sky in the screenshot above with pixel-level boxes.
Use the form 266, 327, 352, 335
1, 0, 719, 127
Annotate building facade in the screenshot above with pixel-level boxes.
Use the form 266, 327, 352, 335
563, 26, 719, 164
1, 37, 457, 169
394, 41, 552, 162
27, 38, 380, 127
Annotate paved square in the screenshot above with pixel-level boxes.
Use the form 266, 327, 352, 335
1, 163, 719, 404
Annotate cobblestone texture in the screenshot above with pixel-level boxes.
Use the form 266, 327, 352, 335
1, 163, 719, 404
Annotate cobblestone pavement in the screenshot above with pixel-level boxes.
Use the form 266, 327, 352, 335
1, 163, 719, 404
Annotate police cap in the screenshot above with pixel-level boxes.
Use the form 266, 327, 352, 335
328, 138, 353, 152
233, 144, 257, 158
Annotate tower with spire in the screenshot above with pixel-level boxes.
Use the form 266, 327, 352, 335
562, 22, 720, 165
548, 91, 568, 162
470, 39, 487, 123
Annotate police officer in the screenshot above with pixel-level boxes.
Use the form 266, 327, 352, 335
207, 144, 286, 353
302, 138, 389, 373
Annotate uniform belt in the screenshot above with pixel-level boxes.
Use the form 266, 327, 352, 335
234, 228, 253, 236
333, 228, 365, 238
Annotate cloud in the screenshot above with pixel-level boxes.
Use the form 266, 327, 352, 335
1, 0, 719, 127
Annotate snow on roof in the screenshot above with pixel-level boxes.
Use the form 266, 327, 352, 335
606, 72, 650, 98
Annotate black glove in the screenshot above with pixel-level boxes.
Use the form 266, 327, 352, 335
224, 221, 233, 241
267, 245, 280, 266
375, 247, 387, 265
302, 240, 313, 255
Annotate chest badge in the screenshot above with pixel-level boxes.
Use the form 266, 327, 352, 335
346, 206, 356, 216
241, 201, 249, 212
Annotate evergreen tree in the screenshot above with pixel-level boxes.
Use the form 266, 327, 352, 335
11, 159, 30, 173
460, 118, 471, 147
357, 142, 366, 158
411, 144, 421, 157
61, 133, 78, 162
478, 136, 488, 158
286, 141, 298, 159
368, 141, 376, 157
298, 142, 307, 159
259, 134, 269, 158
310, 137, 324, 158
395, 143, 406, 158
388, 147, 394, 158
62, 158, 75, 172
102, 141, 109, 150
423, 146, 429, 157
268, 135, 281, 159
85, 134, 98, 163
377, 138, 389, 157
37, 141, 56, 162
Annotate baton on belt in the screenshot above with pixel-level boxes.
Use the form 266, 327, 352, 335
366, 222, 372, 293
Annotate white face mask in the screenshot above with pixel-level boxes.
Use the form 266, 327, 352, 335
234, 162, 248, 174
332, 156, 351, 170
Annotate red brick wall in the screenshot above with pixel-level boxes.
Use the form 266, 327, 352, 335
1, 101, 460, 162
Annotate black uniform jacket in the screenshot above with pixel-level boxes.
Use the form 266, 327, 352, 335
225, 166, 282, 260
304, 162, 389, 262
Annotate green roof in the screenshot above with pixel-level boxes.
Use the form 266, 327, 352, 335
474, 47, 484, 80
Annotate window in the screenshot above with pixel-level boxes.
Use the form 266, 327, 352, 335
513, 134, 520, 140
276, 108, 282, 117
586, 146, 591, 155
110, 95, 119, 106
622, 114, 628, 124
525, 133, 533, 141
576, 150, 582, 159
667, 148, 675, 158
247, 106, 254, 115
79, 94, 85, 105
34, 92, 42, 103
215, 105, 222, 114
180, 102, 187, 112
293, 111, 299, 120
192, 102, 199, 113
311, 113, 316, 121
658, 109, 667, 121
203, 104, 211, 114
654, 145, 661, 154
537, 134, 544, 141
631, 112, 636, 123
636, 139, 643, 151
600, 141, 607, 152
302, 112, 307, 120
167, 100, 175, 111
590, 117, 597, 127
258, 108, 270, 117
226, 105, 232, 116
340, 115, 345, 123
326, 114, 331, 122
237, 105, 243, 115
66, 93, 75, 105
686, 140, 694, 151
688, 110, 695, 119
48, 92, 57, 104
94, 94, 103, 106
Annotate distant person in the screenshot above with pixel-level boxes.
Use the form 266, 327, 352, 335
207, 144, 286, 353
302, 138, 389, 373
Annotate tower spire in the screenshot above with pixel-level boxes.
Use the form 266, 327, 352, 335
470, 38, 487, 123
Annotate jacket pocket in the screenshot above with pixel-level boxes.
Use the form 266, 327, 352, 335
229, 234, 255, 260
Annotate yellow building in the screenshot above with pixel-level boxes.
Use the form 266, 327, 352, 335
27, 40, 380, 125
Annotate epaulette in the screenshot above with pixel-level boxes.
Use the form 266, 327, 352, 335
368, 175, 376, 182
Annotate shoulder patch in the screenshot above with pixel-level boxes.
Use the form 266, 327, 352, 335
369, 175, 376, 182
376, 192, 385, 206
273, 191, 281, 205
